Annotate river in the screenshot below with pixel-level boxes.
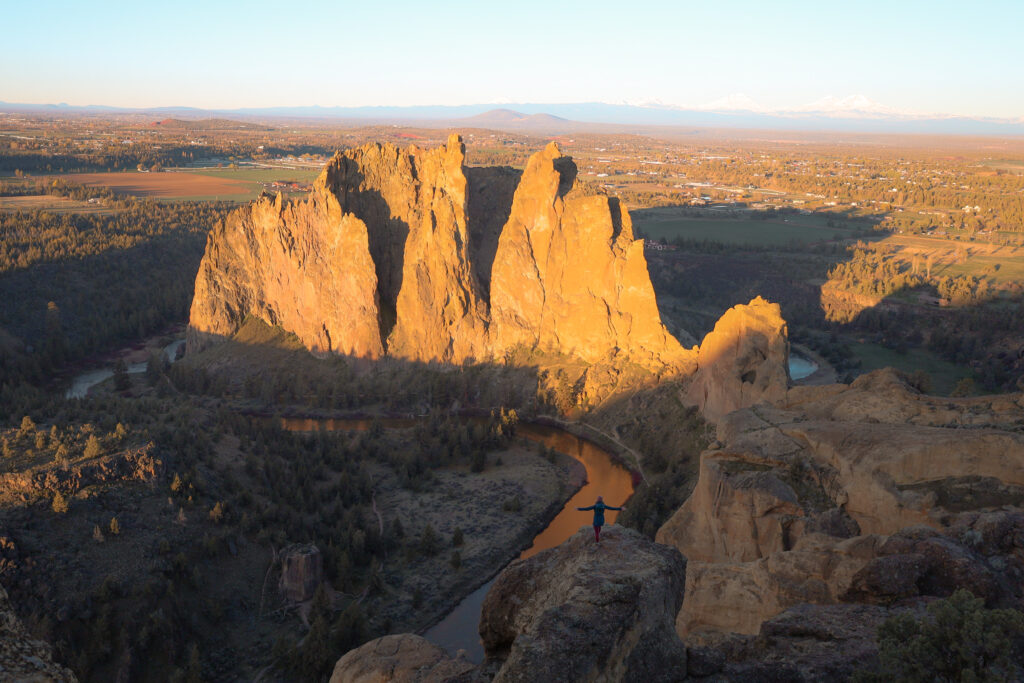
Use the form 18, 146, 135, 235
65, 339, 185, 399
281, 417, 634, 663
788, 352, 818, 381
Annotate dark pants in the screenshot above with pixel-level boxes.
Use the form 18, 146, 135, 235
594, 525, 602, 542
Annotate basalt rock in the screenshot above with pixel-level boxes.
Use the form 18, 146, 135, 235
479, 526, 687, 682
0, 583, 77, 681
188, 137, 692, 373
279, 543, 323, 603
329, 634, 475, 683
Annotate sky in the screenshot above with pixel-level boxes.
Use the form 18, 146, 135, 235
2, 0, 1023, 118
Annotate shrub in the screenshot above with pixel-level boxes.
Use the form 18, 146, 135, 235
857, 589, 1024, 682
52, 492, 68, 514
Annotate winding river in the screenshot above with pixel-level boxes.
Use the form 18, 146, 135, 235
282, 418, 635, 663
65, 339, 185, 399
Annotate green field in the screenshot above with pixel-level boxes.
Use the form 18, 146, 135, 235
633, 212, 861, 246
848, 341, 974, 395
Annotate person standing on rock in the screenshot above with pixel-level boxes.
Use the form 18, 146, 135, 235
577, 496, 623, 544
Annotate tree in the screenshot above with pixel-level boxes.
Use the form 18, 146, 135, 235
84, 435, 103, 458
950, 377, 976, 397
419, 524, 439, 556
18, 415, 35, 438
52, 492, 69, 514
450, 550, 462, 570
109, 517, 120, 535
113, 358, 130, 391
209, 501, 224, 523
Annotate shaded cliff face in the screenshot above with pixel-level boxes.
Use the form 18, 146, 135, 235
189, 136, 688, 371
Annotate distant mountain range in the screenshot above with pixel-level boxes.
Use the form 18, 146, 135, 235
3, 99, 1023, 136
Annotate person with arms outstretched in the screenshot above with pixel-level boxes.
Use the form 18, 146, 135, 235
577, 495, 623, 543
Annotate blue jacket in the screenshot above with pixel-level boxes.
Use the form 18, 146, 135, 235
577, 501, 622, 527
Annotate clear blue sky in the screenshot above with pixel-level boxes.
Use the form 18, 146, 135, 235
2, 0, 1022, 117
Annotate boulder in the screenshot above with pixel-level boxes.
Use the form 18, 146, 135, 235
279, 544, 322, 602
479, 526, 687, 682
683, 297, 789, 422
329, 634, 475, 683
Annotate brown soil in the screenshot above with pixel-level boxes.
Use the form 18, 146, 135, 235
58, 172, 251, 198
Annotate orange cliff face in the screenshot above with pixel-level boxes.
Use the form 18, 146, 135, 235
186, 185, 383, 359
187, 135, 693, 372
489, 142, 690, 369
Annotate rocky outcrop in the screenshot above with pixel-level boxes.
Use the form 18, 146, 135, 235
329, 634, 475, 683
678, 533, 884, 636
279, 543, 323, 602
188, 187, 383, 358
0, 443, 162, 505
489, 143, 690, 370
189, 137, 691, 373
321, 135, 490, 362
330, 527, 687, 681
479, 525, 687, 682
683, 296, 789, 422
0, 583, 77, 682
660, 374, 1024, 639
684, 602, 926, 681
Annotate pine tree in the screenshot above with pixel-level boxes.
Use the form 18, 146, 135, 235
83, 435, 103, 458
52, 492, 68, 514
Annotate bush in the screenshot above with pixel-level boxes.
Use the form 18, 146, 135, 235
51, 492, 68, 514
83, 435, 103, 458
856, 590, 1024, 682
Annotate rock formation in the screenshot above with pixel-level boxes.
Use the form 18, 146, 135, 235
659, 371, 1024, 639
188, 136, 690, 372
329, 634, 475, 683
188, 188, 383, 358
489, 143, 689, 368
333, 526, 687, 682
279, 543, 323, 603
683, 296, 789, 422
479, 526, 687, 682
0, 583, 77, 681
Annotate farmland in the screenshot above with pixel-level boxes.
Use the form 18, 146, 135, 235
0, 194, 119, 214
57, 171, 258, 201
633, 207, 867, 246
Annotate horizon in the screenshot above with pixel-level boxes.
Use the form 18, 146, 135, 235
4, 0, 1023, 119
